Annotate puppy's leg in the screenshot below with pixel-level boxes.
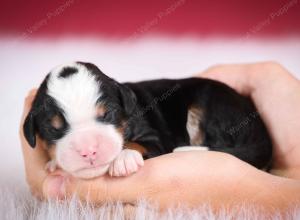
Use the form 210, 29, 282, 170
176, 106, 209, 153
109, 149, 144, 177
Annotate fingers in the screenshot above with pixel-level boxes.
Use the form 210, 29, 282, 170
198, 62, 300, 177
41, 151, 300, 211
43, 175, 66, 199
197, 63, 256, 95
43, 160, 147, 203
43, 174, 111, 203
197, 61, 288, 96
20, 88, 37, 125
19, 88, 49, 197
43, 174, 138, 217
42, 169, 71, 199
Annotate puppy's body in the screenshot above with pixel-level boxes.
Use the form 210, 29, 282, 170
124, 79, 272, 168
23, 62, 272, 178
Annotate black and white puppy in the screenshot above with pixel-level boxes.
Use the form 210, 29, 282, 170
23, 62, 272, 179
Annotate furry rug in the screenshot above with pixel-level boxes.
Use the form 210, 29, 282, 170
1, 181, 299, 220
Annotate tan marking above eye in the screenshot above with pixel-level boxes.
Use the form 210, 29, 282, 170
96, 104, 106, 117
51, 115, 63, 129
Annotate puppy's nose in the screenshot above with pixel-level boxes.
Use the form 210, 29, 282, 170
79, 147, 98, 160
70, 135, 100, 162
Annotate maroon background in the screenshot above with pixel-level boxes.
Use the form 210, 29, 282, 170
0, 0, 300, 38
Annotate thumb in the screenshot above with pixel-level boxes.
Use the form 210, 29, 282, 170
42, 173, 113, 203
43, 175, 67, 199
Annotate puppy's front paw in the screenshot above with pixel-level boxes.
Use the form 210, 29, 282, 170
45, 160, 57, 173
109, 149, 144, 177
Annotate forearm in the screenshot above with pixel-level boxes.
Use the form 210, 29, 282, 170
137, 152, 300, 212
66, 152, 300, 212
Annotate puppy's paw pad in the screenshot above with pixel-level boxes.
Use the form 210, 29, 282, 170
45, 160, 57, 173
109, 149, 144, 177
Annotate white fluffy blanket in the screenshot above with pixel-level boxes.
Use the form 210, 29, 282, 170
1, 181, 299, 220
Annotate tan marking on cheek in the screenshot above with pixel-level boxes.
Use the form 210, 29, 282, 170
38, 137, 53, 157
96, 104, 106, 118
117, 127, 124, 136
115, 121, 147, 155
37, 136, 58, 167
47, 144, 57, 161
125, 142, 148, 155
186, 106, 204, 146
51, 115, 63, 129
117, 121, 127, 136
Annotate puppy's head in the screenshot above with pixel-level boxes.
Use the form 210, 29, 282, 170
23, 62, 136, 178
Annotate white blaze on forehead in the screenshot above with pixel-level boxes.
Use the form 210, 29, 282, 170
47, 62, 101, 123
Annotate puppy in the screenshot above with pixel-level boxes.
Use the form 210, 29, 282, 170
23, 62, 272, 179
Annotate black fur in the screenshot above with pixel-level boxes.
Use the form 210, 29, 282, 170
23, 74, 70, 148
124, 79, 272, 168
23, 62, 273, 169
59, 67, 78, 78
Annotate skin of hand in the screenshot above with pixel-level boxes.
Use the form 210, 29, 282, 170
201, 61, 300, 178
19, 61, 300, 212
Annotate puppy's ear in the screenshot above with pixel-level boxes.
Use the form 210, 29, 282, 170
23, 110, 36, 148
118, 84, 137, 115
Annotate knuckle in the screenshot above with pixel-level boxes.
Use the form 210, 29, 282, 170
262, 61, 284, 71
252, 61, 287, 81
205, 64, 223, 72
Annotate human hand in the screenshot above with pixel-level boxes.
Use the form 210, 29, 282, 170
200, 61, 300, 179
20, 62, 300, 211
19, 94, 247, 208
19, 93, 247, 205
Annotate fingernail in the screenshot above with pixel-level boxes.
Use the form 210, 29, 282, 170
44, 176, 66, 199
